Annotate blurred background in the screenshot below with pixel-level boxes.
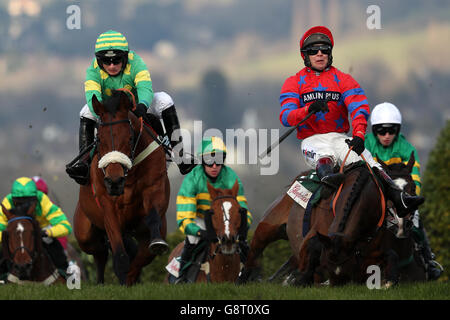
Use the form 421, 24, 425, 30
0, 0, 449, 232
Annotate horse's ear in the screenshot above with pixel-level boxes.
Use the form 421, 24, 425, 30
376, 154, 389, 171
26, 201, 37, 216
91, 94, 103, 116
316, 231, 332, 249
1, 204, 13, 220
406, 152, 415, 173
118, 90, 133, 112
207, 181, 218, 199
231, 179, 239, 197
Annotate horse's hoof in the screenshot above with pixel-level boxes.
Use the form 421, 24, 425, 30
149, 239, 169, 255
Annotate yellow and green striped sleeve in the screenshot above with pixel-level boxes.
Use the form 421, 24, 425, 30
0, 197, 13, 242
39, 194, 72, 238
131, 53, 153, 107
176, 195, 197, 234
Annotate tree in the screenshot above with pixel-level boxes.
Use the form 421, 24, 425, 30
421, 119, 450, 281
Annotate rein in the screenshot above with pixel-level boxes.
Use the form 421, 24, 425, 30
332, 147, 386, 228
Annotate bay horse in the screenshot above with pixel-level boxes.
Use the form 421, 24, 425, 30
73, 90, 170, 285
237, 169, 333, 285
166, 180, 247, 283
1, 203, 64, 285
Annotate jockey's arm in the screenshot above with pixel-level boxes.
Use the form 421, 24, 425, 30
0, 197, 12, 243
279, 76, 307, 127
131, 53, 153, 108
236, 177, 253, 227
85, 58, 103, 118
39, 193, 72, 238
340, 73, 369, 140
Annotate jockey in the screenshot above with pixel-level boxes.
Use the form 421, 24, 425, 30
0, 177, 72, 275
32, 176, 69, 253
365, 102, 443, 280
174, 136, 253, 283
279, 25, 424, 218
66, 30, 195, 185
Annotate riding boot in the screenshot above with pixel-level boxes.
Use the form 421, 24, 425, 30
66, 117, 96, 185
162, 105, 196, 175
372, 167, 424, 218
175, 240, 196, 284
413, 221, 443, 280
316, 157, 345, 189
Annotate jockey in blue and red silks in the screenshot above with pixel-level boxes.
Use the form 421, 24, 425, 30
279, 26, 423, 217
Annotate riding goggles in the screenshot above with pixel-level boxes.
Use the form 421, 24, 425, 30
302, 45, 332, 56
202, 153, 226, 167
99, 56, 123, 65
375, 125, 398, 136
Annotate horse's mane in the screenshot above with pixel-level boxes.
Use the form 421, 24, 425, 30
103, 90, 126, 116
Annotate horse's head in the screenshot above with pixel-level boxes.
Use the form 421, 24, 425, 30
378, 152, 416, 196
206, 180, 247, 255
92, 91, 136, 195
1, 202, 40, 279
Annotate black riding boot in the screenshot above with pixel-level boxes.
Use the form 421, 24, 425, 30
373, 167, 424, 218
162, 106, 196, 175
413, 221, 443, 280
316, 157, 345, 189
66, 117, 96, 185
175, 240, 196, 284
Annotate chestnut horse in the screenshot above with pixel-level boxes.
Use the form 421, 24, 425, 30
1, 203, 64, 285
74, 90, 170, 285
166, 180, 247, 283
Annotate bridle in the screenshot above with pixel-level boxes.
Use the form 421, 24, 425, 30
6, 216, 37, 265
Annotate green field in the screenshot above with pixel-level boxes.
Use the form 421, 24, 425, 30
0, 281, 448, 300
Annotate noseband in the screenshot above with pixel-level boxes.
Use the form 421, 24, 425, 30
98, 115, 143, 176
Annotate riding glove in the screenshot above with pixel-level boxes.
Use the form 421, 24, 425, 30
308, 100, 329, 114
133, 103, 148, 118
345, 136, 365, 155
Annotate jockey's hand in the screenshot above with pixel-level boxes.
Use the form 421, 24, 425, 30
308, 100, 329, 114
41, 230, 54, 244
133, 103, 148, 119
345, 136, 365, 155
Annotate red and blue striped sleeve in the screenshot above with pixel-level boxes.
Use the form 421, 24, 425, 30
279, 76, 306, 127
340, 73, 369, 139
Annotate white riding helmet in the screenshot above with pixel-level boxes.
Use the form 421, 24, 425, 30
370, 102, 402, 125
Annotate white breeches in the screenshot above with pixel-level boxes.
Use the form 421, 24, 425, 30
300, 132, 381, 170
79, 91, 174, 121
186, 218, 206, 245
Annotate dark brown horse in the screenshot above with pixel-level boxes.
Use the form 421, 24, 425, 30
166, 180, 247, 283
364, 153, 426, 284
74, 90, 170, 285
1, 203, 64, 285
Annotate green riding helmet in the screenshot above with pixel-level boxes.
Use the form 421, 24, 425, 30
11, 177, 38, 199
95, 30, 129, 72
198, 136, 227, 165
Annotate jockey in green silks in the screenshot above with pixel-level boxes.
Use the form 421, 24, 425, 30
0, 177, 72, 275
365, 102, 442, 280
174, 136, 253, 283
66, 30, 195, 185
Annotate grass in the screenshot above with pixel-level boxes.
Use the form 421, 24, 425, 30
0, 281, 448, 301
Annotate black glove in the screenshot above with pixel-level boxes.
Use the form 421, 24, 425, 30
197, 229, 209, 240
345, 136, 365, 155
308, 100, 329, 114
133, 103, 148, 118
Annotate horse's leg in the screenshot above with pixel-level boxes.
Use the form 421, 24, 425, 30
74, 203, 108, 284
237, 195, 293, 284
383, 249, 400, 288
268, 255, 297, 283
102, 201, 129, 285
293, 235, 323, 286
126, 237, 156, 286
